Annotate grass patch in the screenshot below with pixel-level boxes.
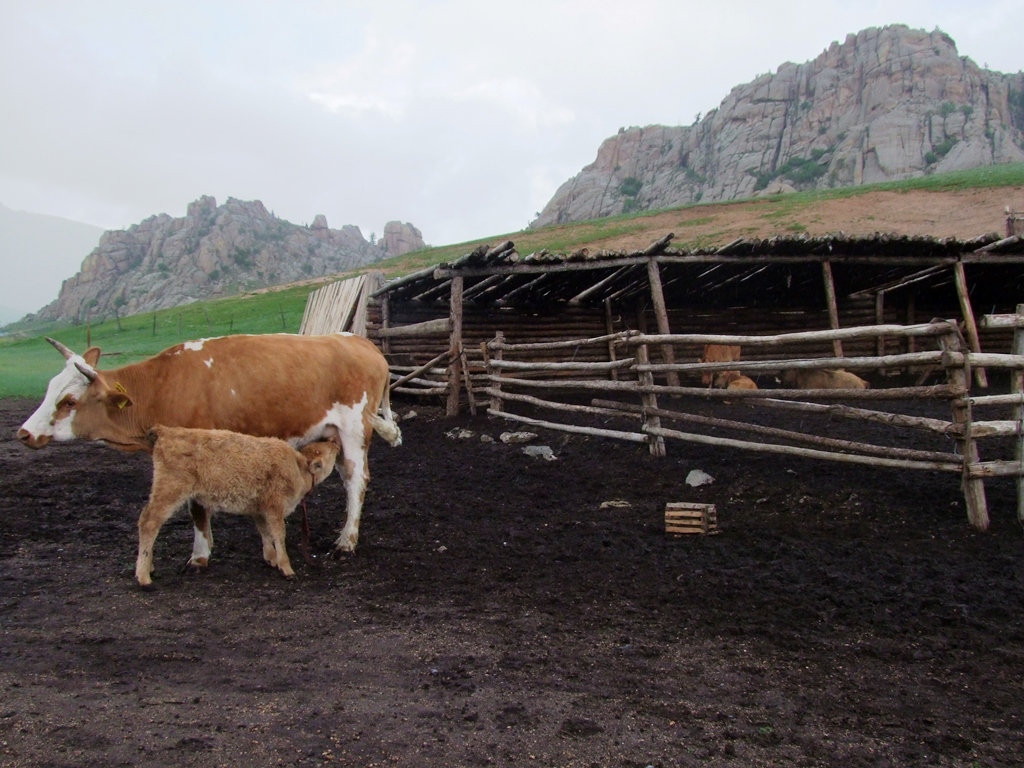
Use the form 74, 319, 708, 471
677, 216, 716, 227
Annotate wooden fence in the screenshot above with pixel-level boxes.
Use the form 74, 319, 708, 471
476, 309, 1024, 531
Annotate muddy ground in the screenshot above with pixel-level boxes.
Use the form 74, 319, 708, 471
2, 392, 1024, 767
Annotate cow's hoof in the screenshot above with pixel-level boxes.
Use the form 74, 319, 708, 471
188, 556, 209, 569
138, 581, 156, 592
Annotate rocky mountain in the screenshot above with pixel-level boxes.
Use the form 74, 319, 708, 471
0, 204, 104, 325
533, 25, 1024, 228
33, 196, 424, 322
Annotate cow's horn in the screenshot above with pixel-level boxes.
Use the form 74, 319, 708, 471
46, 337, 75, 360
74, 362, 98, 383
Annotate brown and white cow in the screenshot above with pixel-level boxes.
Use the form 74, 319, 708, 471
699, 344, 742, 387
781, 368, 870, 389
18, 333, 401, 558
137, 427, 340, 588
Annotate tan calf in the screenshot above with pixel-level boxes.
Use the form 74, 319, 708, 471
699, 344, 742, 386
135, 426, 340, 588
781, 368, 869, 389
713, 371, 758, 390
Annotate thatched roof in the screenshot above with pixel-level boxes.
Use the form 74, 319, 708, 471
374, 233, 1024, 310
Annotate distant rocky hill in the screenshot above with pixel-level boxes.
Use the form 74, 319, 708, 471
533, 25, 1024, 227
33, 196, 424, 322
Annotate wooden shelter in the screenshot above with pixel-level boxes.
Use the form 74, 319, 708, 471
355, 232, 1024, 411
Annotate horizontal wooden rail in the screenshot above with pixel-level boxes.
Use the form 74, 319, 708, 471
490, 358, 636, 373
641, 350, 950, 375
754, 398, 958, 435
635, 384, 962, 401
481, 388, 629, 418
644, 424, 962, 473
487, 331, 636, 352
489, 409, 648, 443
593, 399, 962, 465
485, 374, 639, 392
624, 321, 954, 348
968, 460, 1024, 478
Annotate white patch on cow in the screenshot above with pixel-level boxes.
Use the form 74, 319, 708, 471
18, 355, 92, 442
230, 389, 236, 397
291, 394, 369, 448
334, 331, 355, 338
292, 393, 371, 551
204, 357, 214, 368
183, 340, 206, 352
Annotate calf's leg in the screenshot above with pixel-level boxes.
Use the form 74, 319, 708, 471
252, 515, 279, 568
264, 507, 294, 578
136, 488, 189, 588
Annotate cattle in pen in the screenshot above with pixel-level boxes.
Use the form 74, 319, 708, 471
781, 368, 870, 389
17, 333, 401, 558
135, 427, 340, 589
699, 344, 742, 386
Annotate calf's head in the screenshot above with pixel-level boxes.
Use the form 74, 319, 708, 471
300, 441, 341, 487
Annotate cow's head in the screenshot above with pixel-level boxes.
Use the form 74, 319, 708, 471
17, 338, 136, 449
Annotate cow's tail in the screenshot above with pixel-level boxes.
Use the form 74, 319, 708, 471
371, 381, 402, 447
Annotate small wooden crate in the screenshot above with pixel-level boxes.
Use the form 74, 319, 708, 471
665, 502, 718, 536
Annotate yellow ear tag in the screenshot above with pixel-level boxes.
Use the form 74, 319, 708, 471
114, 382, 129, 409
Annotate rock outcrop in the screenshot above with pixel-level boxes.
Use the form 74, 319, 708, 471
33, 197, 425, 322
381, 221, 424, 258
533, 25, 1024, 227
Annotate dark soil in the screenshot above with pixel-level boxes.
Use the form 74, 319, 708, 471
2, 394, 1024, 767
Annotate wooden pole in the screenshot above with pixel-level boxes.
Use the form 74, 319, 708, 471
486, 331, 504, 415
460, 346, 477, 416
939, 326, 989, 530
1013, 304, 1024, 523
906, 293, 916, 374
390, 348, 452, 392
635, 343, 666, 457
605, 298, 619, 382
875, 291, 885, 359
381, 294, 391, 355
446, 275, 464, 416
953, 262, 988, 387
646, 258, 679, 387
821, 261, 843, 357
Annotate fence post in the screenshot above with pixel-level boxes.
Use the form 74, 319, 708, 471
646, 259, 679, 388
822, 261, 844, 358
636, 342, 666, 457
1012, 304, 1024, 524
939, 324, 989, 530
485, 331, 504, 415
446, 276, 464, 416
604, 298, 619, 382
953, 262, 988, 388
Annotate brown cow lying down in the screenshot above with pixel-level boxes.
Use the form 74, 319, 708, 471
713, 371, 758, 390
699, 344, 742, 386
781, 368, 870, 389
135, 426, 340, 589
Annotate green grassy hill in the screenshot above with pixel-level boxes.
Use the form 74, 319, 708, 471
4, 162, 1023, 398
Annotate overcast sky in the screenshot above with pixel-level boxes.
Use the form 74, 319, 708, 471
1, 0, 1022, 251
